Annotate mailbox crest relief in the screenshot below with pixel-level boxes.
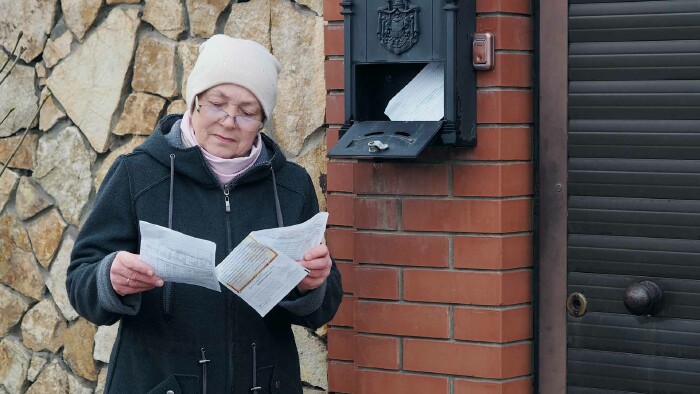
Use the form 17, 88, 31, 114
377, 0, 420, 55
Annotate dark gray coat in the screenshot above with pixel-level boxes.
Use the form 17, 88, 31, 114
67, 115, 342, 394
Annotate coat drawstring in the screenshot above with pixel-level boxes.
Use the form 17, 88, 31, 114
270, 167, 284, 228
199, 348, 210, 394
163, 154, 175, 316
169, 154, 175, 229
251, 343, 261, 393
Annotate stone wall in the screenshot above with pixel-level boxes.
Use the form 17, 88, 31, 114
0, 0, 329, 392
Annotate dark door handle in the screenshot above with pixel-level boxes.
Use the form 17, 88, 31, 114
623, 280, 663, 316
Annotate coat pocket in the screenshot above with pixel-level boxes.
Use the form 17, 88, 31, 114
254, 365, 274, 394
270, 366, 302, 394
146, 374, 199, 394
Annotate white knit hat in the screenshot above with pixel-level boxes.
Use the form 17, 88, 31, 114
185, 35, 281, 124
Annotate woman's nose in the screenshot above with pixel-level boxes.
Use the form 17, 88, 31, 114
220, 114, 239, 127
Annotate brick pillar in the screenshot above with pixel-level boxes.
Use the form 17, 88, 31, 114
325, 1, 534, 393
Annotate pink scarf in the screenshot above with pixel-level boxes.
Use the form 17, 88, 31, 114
181, 110, 262, 185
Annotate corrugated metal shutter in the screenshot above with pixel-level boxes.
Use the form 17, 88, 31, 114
567, 1, 700, 392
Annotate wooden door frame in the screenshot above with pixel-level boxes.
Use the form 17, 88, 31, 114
536, 0, 568, 392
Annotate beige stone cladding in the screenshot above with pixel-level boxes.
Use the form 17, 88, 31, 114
0, 0, 329, 391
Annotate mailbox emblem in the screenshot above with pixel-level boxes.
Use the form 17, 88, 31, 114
377, 0, 420, 55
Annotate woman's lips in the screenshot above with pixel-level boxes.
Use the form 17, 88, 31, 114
214, 134, 236, 143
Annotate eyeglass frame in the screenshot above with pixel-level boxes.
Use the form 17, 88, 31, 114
194, 95, 264, 131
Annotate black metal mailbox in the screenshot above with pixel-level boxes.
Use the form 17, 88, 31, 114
327, 0, 477, 159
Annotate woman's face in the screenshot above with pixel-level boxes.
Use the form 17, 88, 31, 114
190, 84, 264, 159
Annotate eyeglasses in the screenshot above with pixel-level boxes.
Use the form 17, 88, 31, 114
195, 96, 263, 131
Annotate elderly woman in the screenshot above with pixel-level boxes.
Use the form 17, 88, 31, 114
66, 35, 342, 394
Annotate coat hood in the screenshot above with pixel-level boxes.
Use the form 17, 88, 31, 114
134, 114, 288, 188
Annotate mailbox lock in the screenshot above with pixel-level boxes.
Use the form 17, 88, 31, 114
368, 140, 389, 153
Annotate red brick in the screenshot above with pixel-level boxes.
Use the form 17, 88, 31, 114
326, 93, 345, 124
355, 335, 400, 369
325, 59, 344, 90
477, 0, 532, 15
402, 199, 532, 233
355, 267, 399, 300
404, 339, 532, 378
353, 162, 449, 196
453, 163, 533, 197
502, 271, 533, 305
403, 269, 532, 305
324, 24, 344, 55
354, 233, 449, 267
328, 361, 354, 393
327, 194, 354, 226
327, 127, 340, 151
355, 302, 449, 338
327, 161, 353, 193
454, 235, 533, 270
330, 295, 355, 327
324, 1, 343, 21
477, 90, 533, 124
453, 127, 532, 161
335, 261, 355, 293
328, 328, 355, 361
327, 228, 354, 260
354, 198, 398, 230
477, 16, 533, 50
454, 306, 533, 342
455, 377, 534, 394
357, 370, 449, 394
478, 53, 533, 88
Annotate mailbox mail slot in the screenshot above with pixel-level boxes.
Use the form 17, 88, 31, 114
328, 121, 442, 159
327, 0, 477, 159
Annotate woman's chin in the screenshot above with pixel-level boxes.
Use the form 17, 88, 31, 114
203, 146, 238, 159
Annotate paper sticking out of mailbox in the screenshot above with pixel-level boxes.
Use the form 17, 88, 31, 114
384, 62, 444, 121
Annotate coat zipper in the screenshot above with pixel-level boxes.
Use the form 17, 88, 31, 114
163, 153, 176, 316
225, 192, 234, 392
221, 160, 272, 214
215, 158, 274, 392
224, 185, 231, 212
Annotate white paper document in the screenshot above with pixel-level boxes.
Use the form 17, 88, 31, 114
139, 221, 220, 291
138, 212, 329, 316
216, 212, 329, 316
247, 212, 329, 261
384, 62, 444, 121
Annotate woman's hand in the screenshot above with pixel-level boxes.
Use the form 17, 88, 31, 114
297, 244, 332, 294
110, 251, 164, 296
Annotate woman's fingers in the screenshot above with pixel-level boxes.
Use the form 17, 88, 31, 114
298, 276, 323, 288
120, 277, 153, 290
118, 253, 156, 276
299, 257, 331, 281
303, 244, 329, 261
297, 245, 333, 293
297, 276, 325, 294
110, 251, 164, 296
300, 257, 331, 271
303, 264, 331, 279
113, 265, 164, 288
